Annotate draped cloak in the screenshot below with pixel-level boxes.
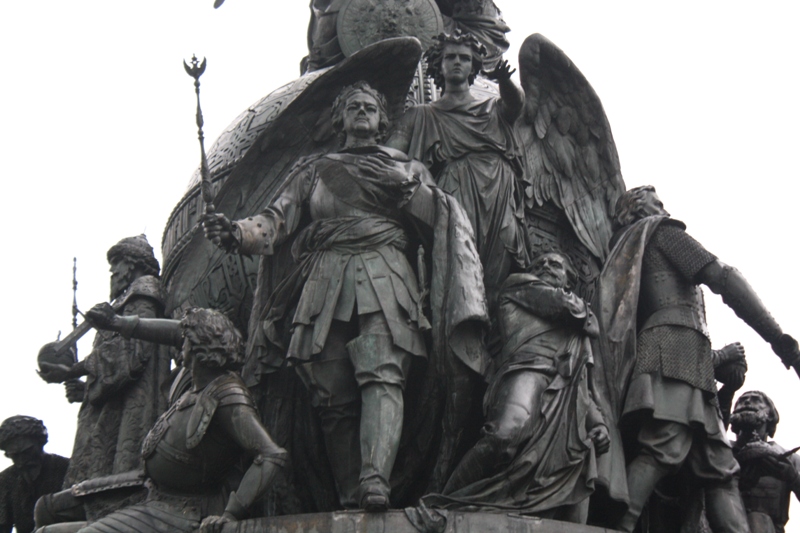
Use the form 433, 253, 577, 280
237, 146, 489, 512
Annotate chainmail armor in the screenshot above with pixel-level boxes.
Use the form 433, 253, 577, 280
635, 326, 716, 393
635, 222, 718, 393
645, 223, 717, 281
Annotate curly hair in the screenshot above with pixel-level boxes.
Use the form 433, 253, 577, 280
612, 185, 665, 231
180, 308, 244, 370
107, 235, 160, 277
330, 81, 390, 145
732, 391, 780, 438
0, 416, 48, 450
424, 29, 487, 90
530, 251, 578, 291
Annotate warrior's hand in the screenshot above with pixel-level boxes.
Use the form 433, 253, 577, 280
85, 302, 122, 331
589, 425, 610, 455
713, 342, 747, 388
483, 59, 516, 83
199, 513, 234, 533
203, 213, 237, 251
770, 334, 800, 377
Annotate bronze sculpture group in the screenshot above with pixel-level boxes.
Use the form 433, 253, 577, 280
10, 2, 800, 532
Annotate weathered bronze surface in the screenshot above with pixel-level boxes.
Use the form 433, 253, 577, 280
28, 1, 800, 532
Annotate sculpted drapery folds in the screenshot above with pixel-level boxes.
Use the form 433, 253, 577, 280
203, 82, 488, 511
388, 30, 528, 309
595, 186, 800, 533
422, 253, 609, 522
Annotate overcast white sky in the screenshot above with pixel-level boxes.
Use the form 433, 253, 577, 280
1, 0, 799, 529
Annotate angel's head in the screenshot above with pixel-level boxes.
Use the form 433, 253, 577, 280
613, 185, 670, 230
331, 81, 390, 146
425, 30, 486, 90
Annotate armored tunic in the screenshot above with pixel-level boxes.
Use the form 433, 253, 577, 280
239, 146, 431, 366
75, 373, 286, 533
606, 218, 728, 441
65, 276, 171, 487
0, 453, 69, 533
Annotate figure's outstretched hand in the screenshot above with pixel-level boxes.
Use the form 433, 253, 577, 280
589, 425, 610, 455
198, 513, 234, 533
483, 59, 516, 83
770, 334, 800, 378
203, 213, 236, 251
85, 302, 120, 331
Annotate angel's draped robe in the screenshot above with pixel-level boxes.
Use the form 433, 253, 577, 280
397, 95, 529, 306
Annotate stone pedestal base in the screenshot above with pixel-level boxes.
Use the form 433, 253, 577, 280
213, 510, 615, 533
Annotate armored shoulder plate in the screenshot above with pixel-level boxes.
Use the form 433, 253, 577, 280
185, 372, 255, 450
119, 275, 165, 308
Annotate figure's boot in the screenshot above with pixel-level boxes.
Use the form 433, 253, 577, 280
704, 479, 750, 533
347, 334, 411, 512
296, 358, 362, 509
617, 455, 670, 533
319, 401, 363, 508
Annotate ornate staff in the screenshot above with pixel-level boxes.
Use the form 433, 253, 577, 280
71, 257, 79, 362
183, 54, 215, 214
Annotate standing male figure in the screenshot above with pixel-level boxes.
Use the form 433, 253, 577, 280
731, 391, 800, 533
38, 235, 171, 487
0, 416, 68, 533
203, 82, 486, 510
426, 252, 609, 522
597, 185, 800, 532
387, 29, 529, 308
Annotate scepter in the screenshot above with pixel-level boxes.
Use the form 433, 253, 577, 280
183, 54, 215, 214
71, 257, 79, 362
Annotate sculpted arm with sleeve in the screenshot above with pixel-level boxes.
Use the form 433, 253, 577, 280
204, 165, 315, 255
206, 404, 287, 523
698, 260, 800, 374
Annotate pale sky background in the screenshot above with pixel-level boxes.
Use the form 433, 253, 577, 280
1, 0, 799, 529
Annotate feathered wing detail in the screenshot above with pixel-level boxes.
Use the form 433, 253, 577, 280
517, 33, 624, 262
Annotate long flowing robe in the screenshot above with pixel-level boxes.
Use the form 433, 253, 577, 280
424, 273, 603, 513
64, 276, 171, 487
398, 96, 529, 304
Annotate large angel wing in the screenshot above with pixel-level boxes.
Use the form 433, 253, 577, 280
517, 33, 624, 262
